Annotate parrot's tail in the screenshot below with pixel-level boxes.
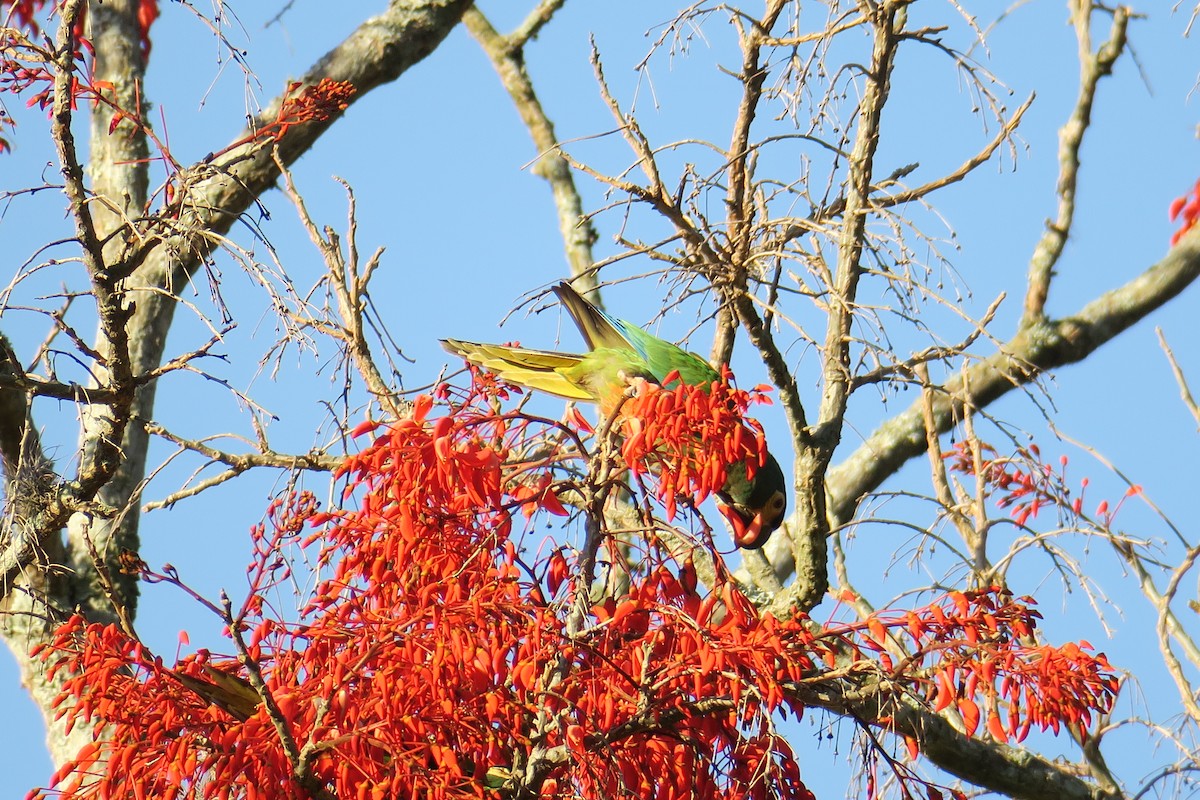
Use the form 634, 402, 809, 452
440, 339, 593, 400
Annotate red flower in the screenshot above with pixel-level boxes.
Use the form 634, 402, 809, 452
1169, 178, 1200, 246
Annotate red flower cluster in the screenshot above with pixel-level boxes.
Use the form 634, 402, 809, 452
0, 29, 103, 127
30, 378, 1120, 800
553, 561, 817, 800
32, 377, 814, 800
0, 0, 158, 123
619, 370, 770, 521
36, 620, 285, 799
0, 42, 59, 113
847, 587, 1118, 747
261, 79, 356, 142
943, 441, 1066, 527
943, 440, 1141, 530
198, 79, 358, 162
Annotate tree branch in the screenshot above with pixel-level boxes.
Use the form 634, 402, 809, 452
753, 229, 1200, 586
816, 1, 903, 446
785, 675, 1122, 800
141, 420, 341, 479
831, 229, 1200, 517
274, 157, 408, 420
121, 0, 474, 394
1022, 5, 1130, 325
1157, 327, 1200, 429
877, 94, 1034, 209
464, 4, 599, 287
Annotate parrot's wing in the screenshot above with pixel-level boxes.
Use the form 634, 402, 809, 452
552, 282, 630, 352
440, 339, 594, 401
553, 282, 720, 388
633, 333, 721, 388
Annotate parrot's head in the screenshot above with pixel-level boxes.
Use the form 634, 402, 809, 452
717, 452, 788, 550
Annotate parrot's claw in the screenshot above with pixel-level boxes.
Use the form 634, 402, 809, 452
618, 371, 653, 397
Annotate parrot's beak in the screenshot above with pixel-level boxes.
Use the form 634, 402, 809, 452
717, 502, 771, 550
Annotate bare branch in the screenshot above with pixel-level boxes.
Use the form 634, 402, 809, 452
141, 420, 341, 479
1156, 327, 1200, 429
850, 293, 1006, 390
816, 1, 905, 444
274, 156, 407, 420
1023, 5, 1130, 325
464, 4, 598, 286
807, 229, 1200, 557
511, 0, 568, 48
878, 94, 1034, 209
141, 467, 245, 513
50, 0, 107, 291
725, 0, 789, 271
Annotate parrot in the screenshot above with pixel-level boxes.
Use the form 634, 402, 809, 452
441, 282, 788, 549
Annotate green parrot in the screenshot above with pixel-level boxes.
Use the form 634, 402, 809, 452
441, 282, 788, 549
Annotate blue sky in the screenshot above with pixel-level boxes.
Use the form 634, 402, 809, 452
2, 1, 1199, 797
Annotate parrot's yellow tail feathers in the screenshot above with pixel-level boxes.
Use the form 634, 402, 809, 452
440, 339, 594, 401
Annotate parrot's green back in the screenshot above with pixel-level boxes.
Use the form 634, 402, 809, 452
550, 283, 720, 389
443, 284, 717, 415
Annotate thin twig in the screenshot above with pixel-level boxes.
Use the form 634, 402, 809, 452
1156, 327, 1200, 429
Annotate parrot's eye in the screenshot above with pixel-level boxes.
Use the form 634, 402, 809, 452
770, 493, 786, 512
